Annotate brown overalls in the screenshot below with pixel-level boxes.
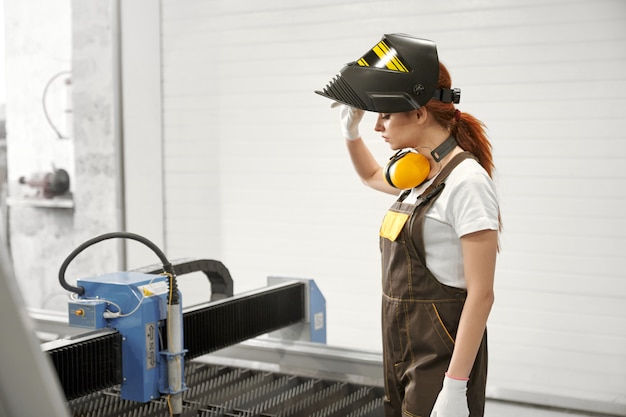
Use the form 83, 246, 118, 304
379, 152, 488, 417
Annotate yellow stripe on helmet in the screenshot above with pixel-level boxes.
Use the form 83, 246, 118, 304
371, 41, 408, 72
390, 56, 408, 72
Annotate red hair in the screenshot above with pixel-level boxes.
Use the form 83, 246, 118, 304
424, 63, 495, 178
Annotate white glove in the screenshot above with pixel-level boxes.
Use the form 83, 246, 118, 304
332, 102, 364, 140
430, 375, 469, 417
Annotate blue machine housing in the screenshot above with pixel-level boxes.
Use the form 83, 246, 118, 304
267, 277, 327, 344
68, 271, 185, 403
307, 279, 327, 344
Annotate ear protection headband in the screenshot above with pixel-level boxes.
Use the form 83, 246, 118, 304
383, 135, 458, 189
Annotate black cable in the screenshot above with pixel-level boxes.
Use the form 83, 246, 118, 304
58, 232, 178, 304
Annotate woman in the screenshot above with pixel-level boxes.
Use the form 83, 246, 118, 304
317, 34, 500, 417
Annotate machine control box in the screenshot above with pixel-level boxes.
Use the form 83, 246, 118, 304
68, 300, 107, 329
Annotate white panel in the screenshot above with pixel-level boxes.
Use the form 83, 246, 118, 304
157, 0, 626, 413
160, 0, 222, 263
120, 0, 165, 269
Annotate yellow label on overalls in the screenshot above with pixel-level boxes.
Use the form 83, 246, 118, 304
379, 210, 409, 241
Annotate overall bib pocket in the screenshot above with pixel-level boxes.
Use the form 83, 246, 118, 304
380, 210, 410, 242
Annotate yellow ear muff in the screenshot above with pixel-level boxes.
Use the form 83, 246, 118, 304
383, 149, 431, 189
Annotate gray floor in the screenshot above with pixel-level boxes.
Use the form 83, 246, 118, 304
485, 400, 609, 417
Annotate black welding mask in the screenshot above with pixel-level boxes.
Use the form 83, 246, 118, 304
316, 34, 460, 113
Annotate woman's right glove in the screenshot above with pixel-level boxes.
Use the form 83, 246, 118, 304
332, 102, 364, 140
430, 375, 469, 417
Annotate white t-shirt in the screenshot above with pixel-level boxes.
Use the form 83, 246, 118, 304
402, 158, 499, 289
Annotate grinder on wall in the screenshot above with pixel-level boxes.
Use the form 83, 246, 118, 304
19, 167, 70, 198
316, 34, 461, 189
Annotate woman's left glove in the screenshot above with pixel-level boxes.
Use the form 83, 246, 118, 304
430, 375, 469, 417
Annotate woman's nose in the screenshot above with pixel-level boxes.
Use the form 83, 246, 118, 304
374, 116, 384, 132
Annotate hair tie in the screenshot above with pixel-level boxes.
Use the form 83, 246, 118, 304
454, 109, 461, 122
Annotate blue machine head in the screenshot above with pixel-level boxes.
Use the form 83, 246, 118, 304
68, 271, 185, 403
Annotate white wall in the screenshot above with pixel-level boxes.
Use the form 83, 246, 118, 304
150, 0, 626, 413
0, 0, 5, 104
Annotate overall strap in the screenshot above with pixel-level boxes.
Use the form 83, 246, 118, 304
416, 151, 477, 205
407, 151, 479, 271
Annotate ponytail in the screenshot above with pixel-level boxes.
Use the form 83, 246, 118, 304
424, 63, 495, 178
426, 63, 502, 236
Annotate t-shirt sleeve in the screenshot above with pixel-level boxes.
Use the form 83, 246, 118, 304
447, 170, 499, 238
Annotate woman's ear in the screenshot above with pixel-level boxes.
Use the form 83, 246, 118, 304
415, 107, 428, 124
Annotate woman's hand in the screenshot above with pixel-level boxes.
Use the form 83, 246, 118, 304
430, 375, 469, 417
333, 102, 364, 140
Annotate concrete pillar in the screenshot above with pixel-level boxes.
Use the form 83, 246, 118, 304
4, 0, 123, 311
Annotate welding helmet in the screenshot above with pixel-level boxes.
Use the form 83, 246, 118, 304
316, 34, 460, 113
